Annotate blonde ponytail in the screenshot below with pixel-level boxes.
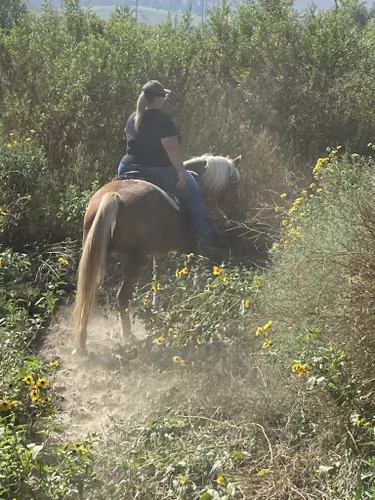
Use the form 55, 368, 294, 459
135, 92, 147, 130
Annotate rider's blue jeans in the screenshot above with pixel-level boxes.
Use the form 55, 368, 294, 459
118, 161, 212, 239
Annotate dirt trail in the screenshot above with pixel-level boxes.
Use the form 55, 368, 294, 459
40, 307, 158, 441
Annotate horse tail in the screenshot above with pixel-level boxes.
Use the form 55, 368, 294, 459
71, 192, 121, 348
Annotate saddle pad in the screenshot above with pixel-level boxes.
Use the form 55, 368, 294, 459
121, 171, 180, 212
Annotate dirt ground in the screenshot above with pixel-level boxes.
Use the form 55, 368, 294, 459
39, 306, 169, 441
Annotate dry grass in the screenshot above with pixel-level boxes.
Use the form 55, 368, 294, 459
74, 337, 352, 499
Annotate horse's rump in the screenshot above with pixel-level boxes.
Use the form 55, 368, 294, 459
84, 180, 191, 256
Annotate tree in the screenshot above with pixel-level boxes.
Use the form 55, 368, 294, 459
0, 0, 27, 29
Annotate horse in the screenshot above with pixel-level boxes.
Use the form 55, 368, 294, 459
71, 154, 242, 354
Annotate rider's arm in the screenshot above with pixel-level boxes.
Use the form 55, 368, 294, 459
161, 136, 186, 188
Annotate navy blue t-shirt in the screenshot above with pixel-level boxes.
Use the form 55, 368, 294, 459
121, 109, 179, 167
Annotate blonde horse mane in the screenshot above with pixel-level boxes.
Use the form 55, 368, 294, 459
185, 153, 240, 196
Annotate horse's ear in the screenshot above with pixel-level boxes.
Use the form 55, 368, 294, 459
233, 155, 242, 166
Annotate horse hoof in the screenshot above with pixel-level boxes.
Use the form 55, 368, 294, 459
71, 347, 89, 358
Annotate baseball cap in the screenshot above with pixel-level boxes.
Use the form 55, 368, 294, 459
142, 80, 171, 97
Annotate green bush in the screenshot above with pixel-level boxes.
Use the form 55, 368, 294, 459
132, 253, 260, 349
0, 247, 97, 500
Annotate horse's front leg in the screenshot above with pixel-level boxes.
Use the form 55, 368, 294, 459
116, 254, 144, 344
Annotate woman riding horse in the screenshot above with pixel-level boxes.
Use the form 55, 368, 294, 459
118, 80, 212, 246
71, 82, 242, 354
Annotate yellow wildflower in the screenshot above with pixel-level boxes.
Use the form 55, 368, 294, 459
253, 276, 263, 288
25, 137, 31, 142
297, 364, 308, 376
186, 253, 194, 258
316, 188, 323, 193
244, 299, 251, 309
291, 363, 308, 376
49, 360, 59, 368
0, 399, 18, 411
179, 475, 188, 484
58, 257, 69, 266
6, 143, 12, 148
284, 240, 292, 249
172, 356, 185, 366
42, 397, 51, 405
154, 336, 165, 345
30, 129, 36, 133
309, 182, 317, 189
23, 373, 35, 385
262, 339, 272, 349
256, 326, 263, 336
176, 267, 188, 277
76, 446, 88, 454
142, 297, 148, 306
222, 275, 228, 283
337, 145, 342, 150
290, 228, 302, 239
269, 242, 279, 253
196, 336, 202, 344
36, 377, 48, 389
213, 265, 221, 276
301, 189, 307, 195
280, 193, 287, 198
9, 132, 14, 136
352, 415, 362, 427
263, 320, 272, 331
281, 219, 289, 226
217, 475, 225, 484
313, 157, 329, 178
288, 197, 302, 214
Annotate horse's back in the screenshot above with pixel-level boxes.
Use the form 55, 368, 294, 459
84, 179, 189, 254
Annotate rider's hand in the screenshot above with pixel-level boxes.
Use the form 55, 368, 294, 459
176, 170, 187, 188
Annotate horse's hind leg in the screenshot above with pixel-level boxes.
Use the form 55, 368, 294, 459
116, 253, 144, 344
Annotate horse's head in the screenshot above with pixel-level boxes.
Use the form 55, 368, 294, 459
215, 155, 241, 219
185, 154, 242, 219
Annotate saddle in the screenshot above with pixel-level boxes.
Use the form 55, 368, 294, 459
119, 169, 199, 208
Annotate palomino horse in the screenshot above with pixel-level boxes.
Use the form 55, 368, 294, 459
71, 154, 241, 353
